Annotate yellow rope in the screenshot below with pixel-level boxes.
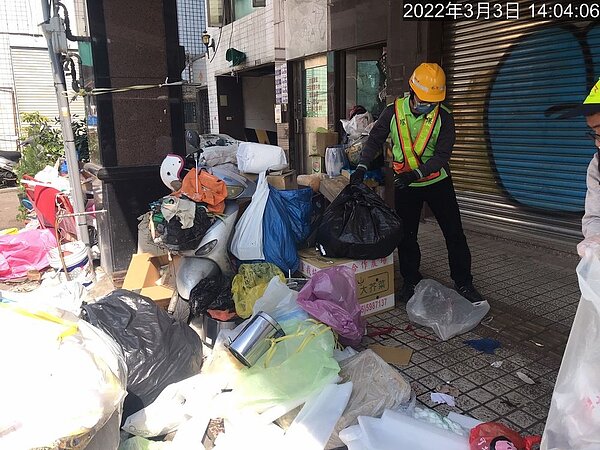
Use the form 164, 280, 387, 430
263, 321, 332, 368
63, 80, 185, 99
0, 303, 78, 341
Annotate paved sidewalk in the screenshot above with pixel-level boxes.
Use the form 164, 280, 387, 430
363, 220, 581, 436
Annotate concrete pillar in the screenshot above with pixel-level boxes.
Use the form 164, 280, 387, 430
386, 2, 443, 99
85, 0, 185, 273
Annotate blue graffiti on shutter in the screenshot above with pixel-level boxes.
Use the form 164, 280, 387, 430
488, 27, 598, 212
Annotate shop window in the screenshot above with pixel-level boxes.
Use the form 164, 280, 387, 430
233, 0, 259, 20
357, 61, 382, 117
303, 65, 328, 118
206, 0, 264, 26
206, 0, 224, 27
344, 48, 386, 119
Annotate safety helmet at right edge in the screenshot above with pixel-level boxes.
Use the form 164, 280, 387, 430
409, 63, 446, 102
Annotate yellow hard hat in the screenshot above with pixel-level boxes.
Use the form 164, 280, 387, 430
409, 63, 446, 102
584, 78, 600, 105
559, 78, 600, 117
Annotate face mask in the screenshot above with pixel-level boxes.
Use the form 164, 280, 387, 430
414, 103, 436, 115
410, 91, 436, 115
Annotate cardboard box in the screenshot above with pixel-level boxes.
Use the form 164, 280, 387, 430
309, 156, 326, 174
122, 253, 177, 309
308, 131, 339, 156
267, 169, 298, 190
298, 248, 395, 317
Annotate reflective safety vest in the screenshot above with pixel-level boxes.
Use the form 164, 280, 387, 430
390, 96, 448, 187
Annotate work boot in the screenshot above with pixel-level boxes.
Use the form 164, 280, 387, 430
398, 282, 418, 304
455, 282, 484, 303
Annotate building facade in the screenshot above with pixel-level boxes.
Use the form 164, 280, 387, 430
0, 0, 84, 152
177, 0, 210, 134
203, 0, 278, 145
199, 0, 596, 243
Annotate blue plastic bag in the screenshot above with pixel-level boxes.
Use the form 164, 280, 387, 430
277, 187, 312, 245
262, 187, 299, 273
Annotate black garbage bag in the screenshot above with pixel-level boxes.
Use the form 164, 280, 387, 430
189, 275, 235, 316
316, 184, 403, 259
81, 290, 203, 421
163, 204, 213, 251
306, 192, 326, 249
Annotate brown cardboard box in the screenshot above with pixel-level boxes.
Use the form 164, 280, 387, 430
298, 248, 395, 317
267, 169, 298, 190
122, 253, 178, 309
308, 131, 339, 156
309, 156, 326, 174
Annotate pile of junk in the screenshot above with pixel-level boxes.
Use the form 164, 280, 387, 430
1, 130, 596, 450
0, 157, 101, 287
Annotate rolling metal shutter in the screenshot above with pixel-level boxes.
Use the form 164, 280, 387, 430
443, 16, 600, 241
11, 47, 85, 125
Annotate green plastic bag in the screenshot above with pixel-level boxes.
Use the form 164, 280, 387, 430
119, 436, 171, 450
232, 319, 341, 412
232, 263, 285, 318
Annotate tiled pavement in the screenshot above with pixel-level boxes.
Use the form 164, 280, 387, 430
362, 219, 581, 436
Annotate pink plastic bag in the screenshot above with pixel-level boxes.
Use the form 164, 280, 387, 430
0, 229, 57, 281
297, 266, 366, 346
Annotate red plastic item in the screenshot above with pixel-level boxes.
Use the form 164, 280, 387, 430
469, 422, 541, 450
22, 175, 77, 237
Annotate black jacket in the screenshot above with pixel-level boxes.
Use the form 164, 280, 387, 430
359, 101, 456, 178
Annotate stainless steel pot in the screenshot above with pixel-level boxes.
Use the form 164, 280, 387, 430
227, 311, 285, 367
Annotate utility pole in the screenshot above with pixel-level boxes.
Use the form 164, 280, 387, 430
40, 0, 90, 247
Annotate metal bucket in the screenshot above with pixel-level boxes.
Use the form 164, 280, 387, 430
191, 313, 241, 348
227, 311, 285, 367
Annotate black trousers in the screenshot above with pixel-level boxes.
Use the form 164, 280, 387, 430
394, 177, 473, 286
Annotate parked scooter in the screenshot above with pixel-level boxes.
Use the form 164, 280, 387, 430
159, 130, 256, 323
0, 150, 21, 187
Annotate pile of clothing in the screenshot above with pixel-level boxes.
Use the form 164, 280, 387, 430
150, 169, 228, 251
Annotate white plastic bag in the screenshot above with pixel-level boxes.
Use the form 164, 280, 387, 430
406, 279, 490, 341
325, 146, 345, 178
327, 350, 412, 449
542, 251, 600, 449
236, 142, 287, 174
252, 276, 308, 322
284, 382, 353, 450
341, 112, 373, 141
170, 414, 209, 450
230, 172, 269, 260
339, 409, 469, 450
122, 373, 222, 438
0, 304, 127, 450
1, 280, 86, 315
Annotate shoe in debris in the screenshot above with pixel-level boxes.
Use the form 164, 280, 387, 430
454, 282, 484, 303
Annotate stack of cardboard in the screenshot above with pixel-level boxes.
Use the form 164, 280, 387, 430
122, 253, 179, 309
307, 131, 338, 174
298, 248, 395, 317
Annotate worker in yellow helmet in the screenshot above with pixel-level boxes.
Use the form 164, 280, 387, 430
562, 79, 600, 257
350, 63, 483, 303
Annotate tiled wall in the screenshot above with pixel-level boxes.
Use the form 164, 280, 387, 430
205, 0, 275, 133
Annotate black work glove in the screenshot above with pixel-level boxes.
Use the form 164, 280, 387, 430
394, 170, 420, 189
350, 164, 368, 186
